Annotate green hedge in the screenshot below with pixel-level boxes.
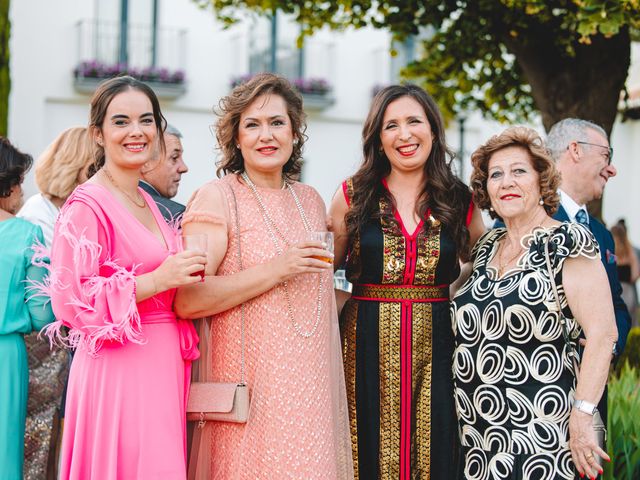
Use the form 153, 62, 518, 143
615, 327, 640, 374
603, 362, 640, 480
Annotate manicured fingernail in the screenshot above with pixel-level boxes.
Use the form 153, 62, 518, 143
579, 474, 583, 479
606, 458, 611, 463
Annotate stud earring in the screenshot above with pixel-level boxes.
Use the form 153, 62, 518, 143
236, 144, 240, 149
539, 198, 544, 205
489, 206, 495, 212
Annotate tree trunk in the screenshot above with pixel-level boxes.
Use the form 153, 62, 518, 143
503, 26, 630, 220
0, 0, 10, 137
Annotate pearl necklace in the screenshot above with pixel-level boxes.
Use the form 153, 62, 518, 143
240, 172, 324, 338
101, 168, 146, 208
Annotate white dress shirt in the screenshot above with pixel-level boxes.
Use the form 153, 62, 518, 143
558, 189, 589, 225
17, 193, 60, 248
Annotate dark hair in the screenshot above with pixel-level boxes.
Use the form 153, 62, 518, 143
345, 84, 472, 260
470, 126, 560, 220
215, 73, 306, 180
87, 75, 167, 177
0, 137, 33, 197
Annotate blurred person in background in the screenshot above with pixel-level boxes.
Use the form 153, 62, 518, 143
0, 137, 55, 480
17, 126, 93, 479
139, 123, 188, 223
19, 127, 93, 247
611, 220, 639, 325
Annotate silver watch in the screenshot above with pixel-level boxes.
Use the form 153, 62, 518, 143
573, 399, 598, 415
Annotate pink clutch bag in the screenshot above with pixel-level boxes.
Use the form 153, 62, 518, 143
186, 382, 249, 424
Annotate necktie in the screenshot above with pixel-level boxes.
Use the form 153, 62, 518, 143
575, 209, 589, 226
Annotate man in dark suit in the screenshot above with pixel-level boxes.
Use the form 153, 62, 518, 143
139, 124, 188, 223
546, 118, 631, 359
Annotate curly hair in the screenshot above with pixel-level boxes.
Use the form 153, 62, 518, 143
87, 75, 166, 177
215, 73, 306, 181
345, 84, 473, 260
35, 127, 94, 200
0, 137, 33, 198
470, 126, 560, 220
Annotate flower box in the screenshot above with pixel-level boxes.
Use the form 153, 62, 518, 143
301, 92, 335, 111
230, 74, 335, 111
73, 61, 186, 100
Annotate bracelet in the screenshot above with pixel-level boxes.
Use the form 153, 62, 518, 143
573, 399, 598, 415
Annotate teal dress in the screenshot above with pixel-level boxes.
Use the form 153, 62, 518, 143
0, 217, 54, 479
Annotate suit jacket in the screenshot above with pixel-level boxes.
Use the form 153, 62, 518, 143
553, 205, 631, 356
138, 181, 186, 224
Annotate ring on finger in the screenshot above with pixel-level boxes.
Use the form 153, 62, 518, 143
585, 453, 594, 460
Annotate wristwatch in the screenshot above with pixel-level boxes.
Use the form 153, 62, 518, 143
573, 399, 598, 415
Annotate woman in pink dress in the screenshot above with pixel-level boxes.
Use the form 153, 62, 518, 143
175, 73, 353, 479
43, 76, 206, 479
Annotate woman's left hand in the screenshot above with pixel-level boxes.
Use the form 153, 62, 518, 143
569, 409, 609, 478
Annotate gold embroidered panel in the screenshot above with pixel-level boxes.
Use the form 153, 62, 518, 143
411, 302, 433, 476
380, 196, 405, 285
341, 299, 360, 479
414, 218, 441, 286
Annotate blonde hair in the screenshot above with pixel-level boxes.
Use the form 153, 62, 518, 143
35, 127, 94, 199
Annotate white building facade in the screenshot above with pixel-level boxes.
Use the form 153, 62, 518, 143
9, 0, 639, 242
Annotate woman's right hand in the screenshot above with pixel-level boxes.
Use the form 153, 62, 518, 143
271, 240, 334, 282
152, 250, 207, 291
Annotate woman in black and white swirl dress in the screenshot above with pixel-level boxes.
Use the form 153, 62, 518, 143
451, 127, 617, 480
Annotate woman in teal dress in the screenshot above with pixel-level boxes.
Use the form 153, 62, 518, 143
0, 137, 55, 479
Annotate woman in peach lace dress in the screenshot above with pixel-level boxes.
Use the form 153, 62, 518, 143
175, 73, 353, 479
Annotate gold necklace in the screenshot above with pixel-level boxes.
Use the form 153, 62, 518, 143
102, 168, 146, 208
497, 239, 524, 277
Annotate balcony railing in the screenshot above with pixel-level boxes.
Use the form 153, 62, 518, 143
73, 19, 187, 99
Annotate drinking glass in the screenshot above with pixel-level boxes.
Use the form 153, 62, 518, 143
310, 231, 334, 264
182, 233, 208, 280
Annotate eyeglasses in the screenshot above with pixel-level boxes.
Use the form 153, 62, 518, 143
575, 141, 613, 165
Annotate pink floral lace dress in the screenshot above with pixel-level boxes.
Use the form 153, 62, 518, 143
42, 183, 198, 480
184, 174, 353, 479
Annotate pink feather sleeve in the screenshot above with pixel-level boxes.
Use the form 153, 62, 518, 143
41, 200, 145, 356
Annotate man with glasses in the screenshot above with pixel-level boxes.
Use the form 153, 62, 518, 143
546, 117, 631, 434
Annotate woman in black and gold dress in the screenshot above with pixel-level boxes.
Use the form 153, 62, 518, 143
329, 84, 484, 479
452, 127, 616, 479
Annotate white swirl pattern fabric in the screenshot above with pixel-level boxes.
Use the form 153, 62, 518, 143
451, 223, 598, 479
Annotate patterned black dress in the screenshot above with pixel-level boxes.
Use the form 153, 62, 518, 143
451, 223, 599, 480
340, 179, 472, 479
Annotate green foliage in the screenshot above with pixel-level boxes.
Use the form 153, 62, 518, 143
604, 362, 640, 480
195, 0, 639, 125
615, 327, 640, 374
0, 0, 10, 137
